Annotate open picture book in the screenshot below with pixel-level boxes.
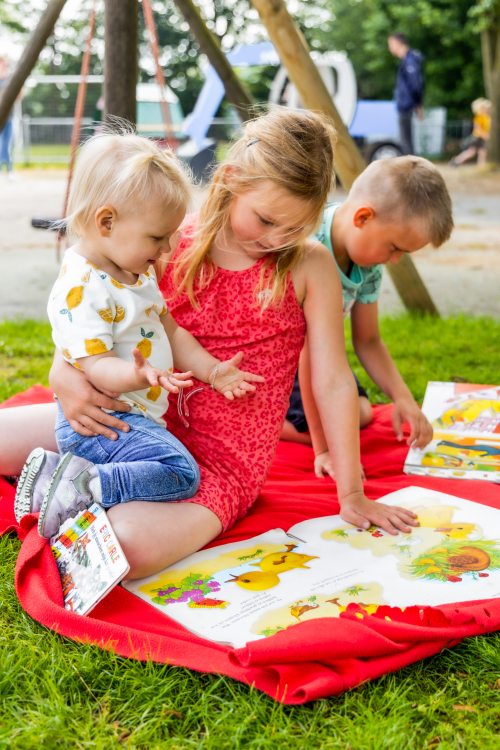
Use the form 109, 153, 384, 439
122, 486, 500, 648
404, 381, 500, 484
51, 503, 129, 615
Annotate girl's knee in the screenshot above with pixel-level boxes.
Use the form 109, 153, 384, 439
359, 396, 373, 429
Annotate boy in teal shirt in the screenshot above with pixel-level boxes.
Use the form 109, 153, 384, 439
283, 155, 454, 479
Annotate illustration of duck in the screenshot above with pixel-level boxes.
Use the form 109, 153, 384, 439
326, 597, 379, 615
412, 505, 479, 540
225, 544, 319, 591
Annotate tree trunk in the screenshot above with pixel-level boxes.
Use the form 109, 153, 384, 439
104, 0, 138, 124
173, 0, 255, 120
481, 27, 500, 164
249, 0, 438, 316
0, 0, 69, 132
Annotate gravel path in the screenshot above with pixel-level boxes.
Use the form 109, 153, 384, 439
1, 165, 499, 320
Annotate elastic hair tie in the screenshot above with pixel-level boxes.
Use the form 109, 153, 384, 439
246, 137, 260, 147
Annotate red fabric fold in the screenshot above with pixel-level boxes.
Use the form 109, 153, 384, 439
3, 385, 500, 704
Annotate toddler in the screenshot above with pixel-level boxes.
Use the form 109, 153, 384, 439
15, 130, 263, 538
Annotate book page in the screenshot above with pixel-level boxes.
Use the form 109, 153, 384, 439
405, 382, 500, 483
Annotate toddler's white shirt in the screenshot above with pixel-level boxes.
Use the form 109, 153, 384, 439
48, 247, 173, 426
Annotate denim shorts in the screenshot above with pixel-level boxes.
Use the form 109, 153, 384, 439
55, 403, 200, 507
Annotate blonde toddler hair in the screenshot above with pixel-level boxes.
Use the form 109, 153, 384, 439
66, 126, 192, 237
174, 107, 337, 308
349, 155, 453, 247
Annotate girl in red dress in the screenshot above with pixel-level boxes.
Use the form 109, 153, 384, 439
0, 109, 417, 577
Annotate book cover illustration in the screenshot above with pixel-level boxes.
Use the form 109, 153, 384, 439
51, 503, 130, 615
404, 381, 500, 483
123, 487, 500, 648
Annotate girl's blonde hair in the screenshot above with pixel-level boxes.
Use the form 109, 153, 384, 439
174, 107, 337, 308
66, 124, 192, 237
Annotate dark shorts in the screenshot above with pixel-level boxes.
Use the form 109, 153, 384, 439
286, 369, 369, 434
461, 134, 485, 150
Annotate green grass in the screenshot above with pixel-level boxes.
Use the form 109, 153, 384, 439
3, 314, 500, 749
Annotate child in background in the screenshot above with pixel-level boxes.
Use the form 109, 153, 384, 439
15, 131, 264, 539
451, 98, 491, 167
282, 155, 454, 479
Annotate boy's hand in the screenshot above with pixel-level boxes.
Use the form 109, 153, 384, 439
392, 397, 433, 449
132, 349, 193, 393
340, 491, 419, 536
209, 352, 265, 400
314, 451, 366, 482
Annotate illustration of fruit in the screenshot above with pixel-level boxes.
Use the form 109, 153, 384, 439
145, 305, 157, 317
137, 328, 154, 358
86, 261, 99, 269
479, 573, 489, 577
98, 308, 113, 324
147, 386, 162, 402
446, 576, 462, 583
110, 278, 125, 289
159, 306, 168, 317
84, 338, 108, 356
187, 598, 228, 609
58, 265, 67, 279
81, 271, 90, 283
425, 566, 442, 574
133, 279, 143, 287
114, 304, 125, 323
59, 286, 84, 323
61, 349, 71, 359
72, 362, 83, 370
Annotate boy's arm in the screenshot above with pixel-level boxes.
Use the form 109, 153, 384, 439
350, 300, 432, 447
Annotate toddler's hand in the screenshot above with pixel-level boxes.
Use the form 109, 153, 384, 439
209, 352, 265, 400
132, 349, 193, 393
392, 397, 433, 449
340, 491, 419, 536
314, 451, 366, 482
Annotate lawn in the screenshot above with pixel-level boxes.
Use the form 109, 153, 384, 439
2, 315, 500, 749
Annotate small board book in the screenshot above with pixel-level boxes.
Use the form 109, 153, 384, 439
404, 381, 500, 483
123, 486, 500, 648
51, 503, 129, 615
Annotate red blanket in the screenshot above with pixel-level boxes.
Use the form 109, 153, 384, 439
2, 385, 500, 704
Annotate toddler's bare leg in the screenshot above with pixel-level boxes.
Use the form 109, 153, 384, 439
108, 501, 223, 579
359, 396, 373, 429
0, 403, 58, 475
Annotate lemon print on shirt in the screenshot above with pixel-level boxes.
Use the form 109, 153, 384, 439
110, 278, 125, 290
59, 286, 84, 323
61, 349, 71, 360
58, 265, 67, 279
114, 304, 125, 323
137, 328, 154, 358
85, 338, 108, 356
159, 305, 167, 317
147, 386, 162, 402
98, 308, 113, 324
81, 271, 90, 283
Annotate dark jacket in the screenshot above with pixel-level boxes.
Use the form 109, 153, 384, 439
395, 49, 424, 112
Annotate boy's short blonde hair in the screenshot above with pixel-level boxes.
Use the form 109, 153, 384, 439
66, 125, 192, 236
350, 155, 453, 247
472, 98, 491, 114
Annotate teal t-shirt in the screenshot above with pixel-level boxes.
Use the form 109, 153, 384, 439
313, 203, 383, 316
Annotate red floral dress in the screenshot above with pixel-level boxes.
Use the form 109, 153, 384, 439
160, 219, 306, 531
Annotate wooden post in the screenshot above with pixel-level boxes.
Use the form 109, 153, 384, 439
0, 0, 69, 132
249, 0, 438, 316
104, 0, 138, 124
173, 0, 255, 121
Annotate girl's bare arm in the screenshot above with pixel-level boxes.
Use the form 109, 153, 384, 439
296, 243, 418, 535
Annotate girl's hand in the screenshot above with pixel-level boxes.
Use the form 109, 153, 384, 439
314, 451, 366, 482
339, 491, 419, 536
132, 349, 193, 393
50, 355, 131, 440
392, 397, 433, 449
209, 352, 265, 401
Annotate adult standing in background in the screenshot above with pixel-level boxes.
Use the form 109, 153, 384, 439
388, 32, 424, 156
0, 56, 18, 181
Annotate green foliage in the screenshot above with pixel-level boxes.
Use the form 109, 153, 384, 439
4, 314, 500, 743
296, 0, 484, 120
